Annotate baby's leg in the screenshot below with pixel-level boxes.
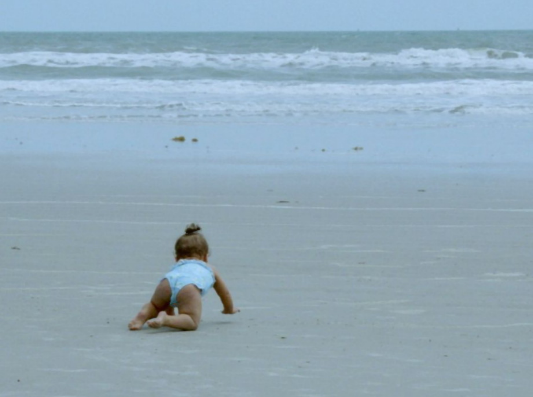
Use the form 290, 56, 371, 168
165, 306, 175, 315
128, 301, 158, 330
128, 279, 172, 330
147, 284, 202, 331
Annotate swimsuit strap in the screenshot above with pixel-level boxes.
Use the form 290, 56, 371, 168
174, 259, 211, 271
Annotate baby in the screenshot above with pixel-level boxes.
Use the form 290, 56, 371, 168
128, 224, 239, 331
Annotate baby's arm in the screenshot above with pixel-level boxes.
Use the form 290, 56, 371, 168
211, 266, 239, 314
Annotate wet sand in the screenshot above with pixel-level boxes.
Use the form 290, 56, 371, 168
1, 122, 532, 396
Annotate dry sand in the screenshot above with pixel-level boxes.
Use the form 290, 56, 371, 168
1, 122, 532, 396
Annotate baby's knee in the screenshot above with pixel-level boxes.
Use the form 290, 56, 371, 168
178, 311, 200, 331
187, 320, 199, 331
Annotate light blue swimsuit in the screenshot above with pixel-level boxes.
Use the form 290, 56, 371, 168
163, 259, 215, 307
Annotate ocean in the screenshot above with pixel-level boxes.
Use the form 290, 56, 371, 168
1, 31, 532, 128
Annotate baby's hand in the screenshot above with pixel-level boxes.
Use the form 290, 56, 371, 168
222, 308, 240, 314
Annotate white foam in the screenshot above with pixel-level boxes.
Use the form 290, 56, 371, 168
1, 48, 532, 70
1, 78, 532, 117
2, 78, 531, 97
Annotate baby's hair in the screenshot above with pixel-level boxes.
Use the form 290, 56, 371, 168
185, 223, 201, 234
175, 223, 209, 259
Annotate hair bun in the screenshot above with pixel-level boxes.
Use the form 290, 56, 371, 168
185, 223, 201, 234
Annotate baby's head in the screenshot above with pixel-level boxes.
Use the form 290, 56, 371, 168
174, 223, 209, 261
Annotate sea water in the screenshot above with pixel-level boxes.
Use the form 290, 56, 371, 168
0, 31, 532, 129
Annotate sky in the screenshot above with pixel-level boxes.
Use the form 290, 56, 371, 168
0, 0, 532, 32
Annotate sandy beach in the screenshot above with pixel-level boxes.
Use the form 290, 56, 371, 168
1, 121, 532, 396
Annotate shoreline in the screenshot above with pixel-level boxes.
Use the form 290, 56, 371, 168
2, 119, 532, 166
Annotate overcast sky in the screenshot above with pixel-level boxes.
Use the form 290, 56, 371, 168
1, 0, 531, 32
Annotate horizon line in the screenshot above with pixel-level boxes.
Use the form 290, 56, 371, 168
1, 28, 532, 34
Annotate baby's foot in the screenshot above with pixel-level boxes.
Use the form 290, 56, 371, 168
147, 312, 167, 329
128, 318, 144, 330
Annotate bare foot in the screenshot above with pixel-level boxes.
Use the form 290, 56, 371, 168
128, 318, 144, 330
147, 312, 167, 329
